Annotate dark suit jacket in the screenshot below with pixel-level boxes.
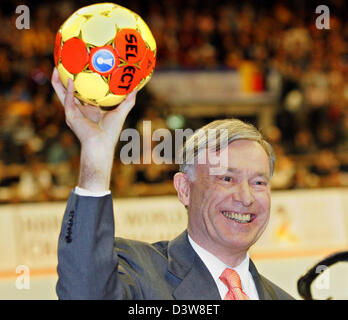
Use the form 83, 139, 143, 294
56, 192, 294, 300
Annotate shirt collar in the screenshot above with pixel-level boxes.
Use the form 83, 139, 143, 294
188, 234, 250, 286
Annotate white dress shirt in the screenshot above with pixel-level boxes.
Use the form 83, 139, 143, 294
74, 186, 259, 299
188, 235, 259, 300
75, 186, 111, 197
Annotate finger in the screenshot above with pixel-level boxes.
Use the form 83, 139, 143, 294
51, 68, 67, 105
63, 78, 84, 123
64, 78, 76, 112
77, 103, 102, 123
103, 89, 137, 125
102, 90, 137, 139
113, 89, 137, 117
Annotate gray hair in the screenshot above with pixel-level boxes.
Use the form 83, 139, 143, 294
178, 119, 275, 180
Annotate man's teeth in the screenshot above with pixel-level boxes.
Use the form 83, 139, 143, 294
222, 211, 251, 223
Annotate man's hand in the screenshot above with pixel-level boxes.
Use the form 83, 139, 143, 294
51, 68, 137, 192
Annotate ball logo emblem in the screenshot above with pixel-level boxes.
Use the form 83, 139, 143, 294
92, 49, 116, 73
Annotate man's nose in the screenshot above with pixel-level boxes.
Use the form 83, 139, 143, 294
232, 181, 255, 207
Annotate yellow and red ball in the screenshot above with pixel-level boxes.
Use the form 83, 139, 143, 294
54, 3, 156, 108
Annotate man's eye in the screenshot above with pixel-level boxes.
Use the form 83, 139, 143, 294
255, 180, 267, 186
222, 176, 232, 182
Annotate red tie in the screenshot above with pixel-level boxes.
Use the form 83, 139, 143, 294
219, 268, 250, 300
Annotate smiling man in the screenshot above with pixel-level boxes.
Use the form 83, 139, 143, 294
52, 69, 294, 300
172, 121, 286, 300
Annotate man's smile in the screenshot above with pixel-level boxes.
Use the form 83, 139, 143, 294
221, 211, 256, 224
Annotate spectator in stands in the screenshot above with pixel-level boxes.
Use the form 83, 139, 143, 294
311, 149, 343, 187
292, 129, 317, 155
46, 131, 79, 164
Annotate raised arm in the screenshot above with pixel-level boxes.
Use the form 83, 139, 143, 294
51, 69, 138, 299
51, 68, 136, 192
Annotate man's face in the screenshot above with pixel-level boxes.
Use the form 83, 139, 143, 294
186, 139, 271, 258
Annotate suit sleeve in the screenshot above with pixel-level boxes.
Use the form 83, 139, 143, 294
56, 191, 140, 299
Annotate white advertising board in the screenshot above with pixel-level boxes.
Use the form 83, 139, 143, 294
0, 189, 347, 275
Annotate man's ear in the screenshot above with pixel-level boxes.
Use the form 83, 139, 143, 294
173, 172, 191, 207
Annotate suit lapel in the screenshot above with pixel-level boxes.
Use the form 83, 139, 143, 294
249, 260, 277, 300
166, 231, 278, 300
167, 231, 220, 300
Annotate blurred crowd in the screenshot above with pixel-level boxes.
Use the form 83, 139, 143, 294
0, 0, 348, 203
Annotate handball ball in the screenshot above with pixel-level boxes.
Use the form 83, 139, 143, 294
54, 3, 156, 109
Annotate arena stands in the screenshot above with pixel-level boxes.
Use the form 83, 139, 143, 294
0, 0, 348, 202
